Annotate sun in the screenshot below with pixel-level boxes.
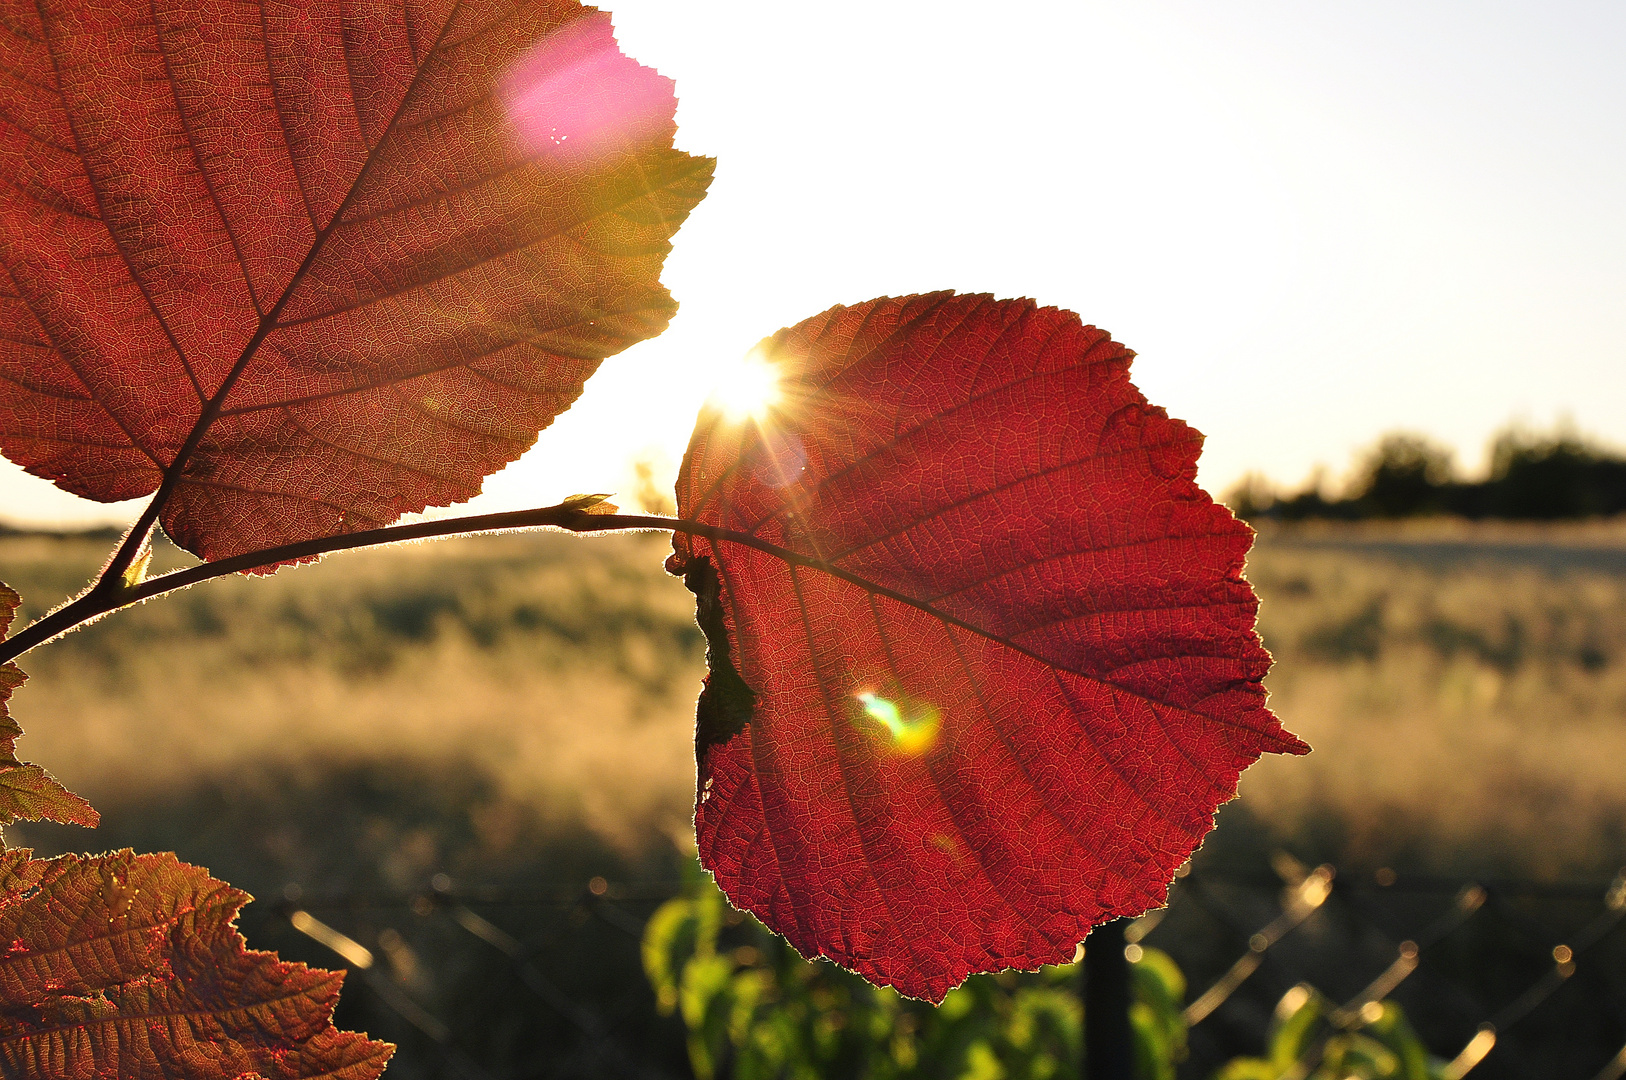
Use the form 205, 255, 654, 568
707, 345, 782, 423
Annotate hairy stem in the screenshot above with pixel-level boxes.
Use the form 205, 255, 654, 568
0, 505, 828, 663
3, 502, 1091, 707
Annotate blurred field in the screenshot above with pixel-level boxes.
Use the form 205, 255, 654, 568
1, 519, 1623, 1074
4, 518, 1625, 884
1241, 518, 1626, 881
2, 529, 712, 1076
2, 530, 706, 859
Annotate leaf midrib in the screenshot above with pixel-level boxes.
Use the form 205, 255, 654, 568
74, 0, 474, 587
701, 531, 1278, 745
0, 966, 338, 1047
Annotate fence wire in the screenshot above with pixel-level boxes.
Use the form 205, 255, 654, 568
272, 860, 1626, 1079
1156, 861, 1626, 1079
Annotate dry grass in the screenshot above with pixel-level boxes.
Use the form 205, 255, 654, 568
1241, 518, 1626, 879
1, 530, 706, 865
3, 518, 1624, 882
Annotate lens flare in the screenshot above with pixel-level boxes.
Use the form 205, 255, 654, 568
752, 428, 807, 489
856, 690, 940, 756
709, 347, 782, 423
500, 13, 674, 163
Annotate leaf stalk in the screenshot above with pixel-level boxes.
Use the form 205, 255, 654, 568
0, 506, 816, 663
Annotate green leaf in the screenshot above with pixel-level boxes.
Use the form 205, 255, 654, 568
1212, 1062, 1287, 1080
1269, 985, 1325, 1067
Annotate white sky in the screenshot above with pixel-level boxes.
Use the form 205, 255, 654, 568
4, 0, 1623, 527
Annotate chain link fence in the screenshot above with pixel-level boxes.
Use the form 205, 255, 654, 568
257, 855, 1626, 1079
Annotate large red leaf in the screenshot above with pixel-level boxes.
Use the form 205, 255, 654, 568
669, 292, 1307, 1002
0, 0, 710, 560
0, 848, 392, 1078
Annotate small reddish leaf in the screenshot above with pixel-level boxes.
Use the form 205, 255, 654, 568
0, 0, 710, 561
0, 849, 239, 1001
0, 849, 391, 1079
670, 293, 1307, 1001
0, 582, 96, 828
562, 491, 620, 514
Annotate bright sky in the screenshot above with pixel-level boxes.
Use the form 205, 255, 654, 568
4, 0, 1623, 527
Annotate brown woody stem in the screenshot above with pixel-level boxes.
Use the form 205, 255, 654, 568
0, 506, 832, 664
4, 503, 1092, 728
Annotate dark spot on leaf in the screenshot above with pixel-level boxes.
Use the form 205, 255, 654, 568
681, 557, 756, 773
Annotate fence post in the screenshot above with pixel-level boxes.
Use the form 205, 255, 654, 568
1084, 917, 1134, 1080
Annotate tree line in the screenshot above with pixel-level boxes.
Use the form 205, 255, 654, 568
1229, 425, 1626, 521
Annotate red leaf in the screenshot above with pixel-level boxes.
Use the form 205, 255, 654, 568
0, 582, 96, 828
669, 293, 1307, 1002
0, 848, 392, 1079
0, 0, 710, 561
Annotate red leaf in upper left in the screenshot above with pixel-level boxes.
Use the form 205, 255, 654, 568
0, 0, 710, 560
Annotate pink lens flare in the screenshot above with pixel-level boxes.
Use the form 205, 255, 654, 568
752, 428, 808, 489
500, 12, 676, 163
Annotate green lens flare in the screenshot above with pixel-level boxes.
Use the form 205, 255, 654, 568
858, 692, 905, 735
856, 691, 940, 755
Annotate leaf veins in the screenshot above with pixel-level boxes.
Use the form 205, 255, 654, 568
0, 0, 712, 561
669, 293, 1308, 1001
0, 848, 392, 1078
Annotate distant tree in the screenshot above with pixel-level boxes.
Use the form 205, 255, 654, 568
1230, 423, 1626, 524
1223, 472, 1278, 520
1483, 425, 1626, 519
1351, 434, 1456, 518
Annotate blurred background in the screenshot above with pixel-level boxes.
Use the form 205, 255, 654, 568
6, 460, 1626, 1075
3, 0, 1622, 532
2, 0, 1624, 1076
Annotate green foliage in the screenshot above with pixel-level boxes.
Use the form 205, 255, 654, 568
1129, 947, 1187, 1080
1230, 422, 1626, 522
646, 865, 1460, 1080
1214, 985, 1448, 1080
643, 859, 1185, 1080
